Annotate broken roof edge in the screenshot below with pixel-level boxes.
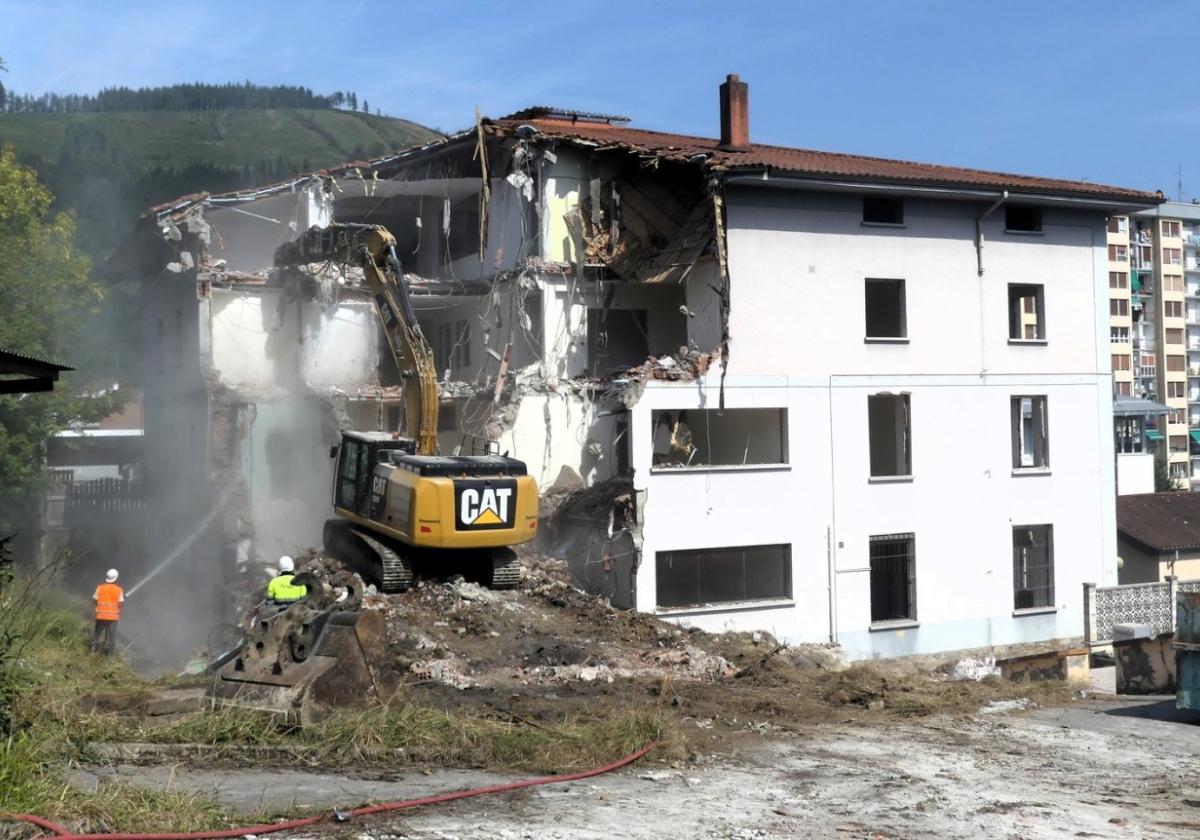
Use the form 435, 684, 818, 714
145, 129, 474, 223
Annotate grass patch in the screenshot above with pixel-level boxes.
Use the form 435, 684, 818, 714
304, 704, 675, 772
81, 703, 680, 775
813, 663, 1071, 717
0, 728, 233, 833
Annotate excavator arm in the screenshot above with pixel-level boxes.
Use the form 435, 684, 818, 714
275, 224, 440, 455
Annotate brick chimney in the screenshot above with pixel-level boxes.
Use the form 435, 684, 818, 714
719, 74, 750, 150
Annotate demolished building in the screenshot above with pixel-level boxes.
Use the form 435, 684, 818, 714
124, 75, 1162, 659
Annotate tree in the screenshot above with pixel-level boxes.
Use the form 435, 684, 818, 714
362, 99, 369, 114
0, 146, 120, 537
1154, 450, 1180, 492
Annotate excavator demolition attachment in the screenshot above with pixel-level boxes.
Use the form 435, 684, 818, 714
208, 565, 397, 725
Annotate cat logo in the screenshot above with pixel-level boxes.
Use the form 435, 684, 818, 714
456, 480, 516, 531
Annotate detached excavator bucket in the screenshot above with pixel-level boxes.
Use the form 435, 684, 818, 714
209, 571, 396, 725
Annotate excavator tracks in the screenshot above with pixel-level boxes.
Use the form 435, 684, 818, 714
488, 548, 523, 590
323, 519, 523, 593
353, 529, 416, 593
323, 519, 415, 593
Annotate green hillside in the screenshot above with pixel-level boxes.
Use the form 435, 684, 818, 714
0, 109, 441, 257
0, 109, 438, 171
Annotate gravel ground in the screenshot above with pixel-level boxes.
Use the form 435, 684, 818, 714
96, 697, 1200, 840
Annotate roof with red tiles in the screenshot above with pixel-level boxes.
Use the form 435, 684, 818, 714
488, 111, 1161, 203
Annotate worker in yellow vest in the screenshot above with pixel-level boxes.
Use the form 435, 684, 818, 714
91, 568, 126, 655
266, 556, 308, 604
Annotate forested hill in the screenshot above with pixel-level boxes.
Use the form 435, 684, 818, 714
0, 81, 369, 114
0, 107, 440, 259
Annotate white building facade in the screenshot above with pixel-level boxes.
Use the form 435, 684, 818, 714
632, 189, 1140, 658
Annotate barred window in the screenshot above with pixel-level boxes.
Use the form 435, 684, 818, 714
1013, 524, 1054, 610
870, 533, 916, 623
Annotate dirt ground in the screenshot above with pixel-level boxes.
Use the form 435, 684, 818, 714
49, 554, 1200, 839
368, 699, 1200, 840
91, 699, 1200, 839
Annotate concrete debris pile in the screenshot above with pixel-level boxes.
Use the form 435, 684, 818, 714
617, 345, 715, 383
359, 551, 749, 693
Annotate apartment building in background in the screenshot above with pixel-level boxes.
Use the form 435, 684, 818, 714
126, 76, 1161, 659
1108, 202, 1200, 489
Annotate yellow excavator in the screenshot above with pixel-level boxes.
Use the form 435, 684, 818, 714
210, 223, 538, 721
274, 223, 539, 591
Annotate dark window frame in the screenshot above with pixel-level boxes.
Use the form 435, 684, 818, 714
1005, 205, 1043, 233
864, 278, 908, 340
1011, 395, 1050, 470
862, 196, 904, 226
870, 533, 916, 624
1008, 283, 1046, 341
655, 544, 792, 609
868, 393, 912, 478
1012, 524, 1054, 610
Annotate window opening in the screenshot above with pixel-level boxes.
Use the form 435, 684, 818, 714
587, 307, 649, 374
868, 393, 911, 477
1006, 206, 1042, 233
863, 196, 903, 225
651, 408, 787, 468
864, 278, 907, 339
1008, 284, 1045, 340
656, 544, 792, 609
1011, 396, 1049, 469
870, 533, 916, 623
1013, 524, 1054, 609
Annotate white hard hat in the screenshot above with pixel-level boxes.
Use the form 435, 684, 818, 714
105, 569, 119, 582
278, 556, 295, 573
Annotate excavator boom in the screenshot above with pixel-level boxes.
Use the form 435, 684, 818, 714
275, 223, 440, 455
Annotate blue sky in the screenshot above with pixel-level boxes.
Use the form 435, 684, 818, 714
2, 0, 1196, 196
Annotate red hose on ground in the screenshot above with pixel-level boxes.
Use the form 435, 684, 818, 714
3, 741, 656, 840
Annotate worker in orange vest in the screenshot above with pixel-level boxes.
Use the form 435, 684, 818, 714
90, 568, 126, 655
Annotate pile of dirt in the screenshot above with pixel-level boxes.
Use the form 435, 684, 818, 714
365, 552, 744, 693
353, 549, 1071, 747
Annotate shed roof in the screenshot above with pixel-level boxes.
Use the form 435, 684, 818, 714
1117, 491, 1200, 552
0, 349, 72, 394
